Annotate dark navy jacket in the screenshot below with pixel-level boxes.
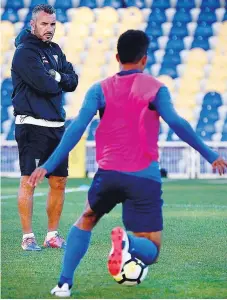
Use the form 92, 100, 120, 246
11, 29, 78, 121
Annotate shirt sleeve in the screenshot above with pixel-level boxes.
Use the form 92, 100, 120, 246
59, 52, 79, 92
42, 82, 103, 173
12, 48, 62, 96
152, 86, 219, 164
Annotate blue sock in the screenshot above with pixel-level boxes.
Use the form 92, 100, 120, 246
59, 226, 91, 287
128, 235, 158, 265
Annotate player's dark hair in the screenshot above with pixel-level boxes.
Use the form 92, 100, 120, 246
117, 30, 150, 64
32, 4, 56, 19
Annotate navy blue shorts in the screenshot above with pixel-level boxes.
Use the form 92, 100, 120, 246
15, 124, 68, 177
88, 169, 163, 232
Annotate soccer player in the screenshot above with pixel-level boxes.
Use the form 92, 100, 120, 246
28, 30, 227, 296
11, 4, 78, 251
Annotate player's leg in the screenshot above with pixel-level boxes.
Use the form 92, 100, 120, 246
51, 169, 123, 297
15, 124, 42, 251
43, 176, 67, 248
108, 175, 163, 274
123, 177, 163, 266
51, 200, 104, 297
128, 231, 161, 264
43, 127, 68, 248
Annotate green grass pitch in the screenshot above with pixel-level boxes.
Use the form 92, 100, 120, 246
1, 177, 227, 299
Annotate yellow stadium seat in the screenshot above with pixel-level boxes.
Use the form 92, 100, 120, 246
121, 7, 143, 24
209, 67, 227, 81
92, 24, 115, 38
64, 37, 86, 52
178, 80, 201, 95
0, 21, 15, 37
214, 38, 227, 54
1, 37, 12, 52
105, 59, 119, 77
80, 67, 103, 85
205, 80, 227, 93
71, 7, 94, 24
95, 7, 119, 25
186, 48, 208, 66
2, 64, 11, 79
157, 75, 175, 93
175, 107, 194, 121
183, 66, 205, 80
64, 50, 82, 65
175, 95, 196, 109
212, 54, 227, 66
84, 53, 106, 67
67, 23, 90, 38
218, 21, 227, 37
118, 22, 141, 35
88, 37, 111, 52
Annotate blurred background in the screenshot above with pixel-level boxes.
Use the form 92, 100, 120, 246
1, 0, 227, 178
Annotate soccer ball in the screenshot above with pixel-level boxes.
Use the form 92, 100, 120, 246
112, 256, 148, 286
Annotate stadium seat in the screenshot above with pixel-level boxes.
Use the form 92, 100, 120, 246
151, 0, 170, 10
200, 0, 220, 9
172, 9, 192, 23
162, 49, 181, 65
92, 24, 115, 38
1, 78, 13, 108
125, 0, 145, 9
145, 22, 163, 37
147, 8, 166, 23
176, 0, 195, 10
29, 0, 48, 8
102, 0, 123, 9
6, 121, 15, 140
23, 9, 32, 22
191, 36, 210, 50
194, 23, 213, 37
205, 80, 226, 93
169, 22, 189, 38
147, 36, 159, 51
1, 8, 19, 23
120, 7, 143, 24
95, 7, 119, 25
79, 0, 96, 9
54, 0, 72, 9
1, 107, 9, 124
55, 8, 68, 23
5, 0, 24, 9
202, 92, 223, 108
157, 75, 175, 93
197, 8, 217, 24
166, 37, 185, 52
159, 63, 178, 78
68, 7, 94, 24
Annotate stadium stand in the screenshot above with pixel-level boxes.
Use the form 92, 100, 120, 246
1, 0, 227, 143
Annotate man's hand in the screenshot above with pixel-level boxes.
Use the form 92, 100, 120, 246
49, 69, 61, 82
212, 157, 227, 175
28, 167, 48, 187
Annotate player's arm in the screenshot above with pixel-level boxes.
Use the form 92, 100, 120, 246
58, 52, 79, 92
12, 48, 62, 95
153, 86, 227, 174
28, 83, 104, 186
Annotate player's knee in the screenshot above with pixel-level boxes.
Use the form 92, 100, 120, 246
81, 209, 98, 224
49, 176, 67, 190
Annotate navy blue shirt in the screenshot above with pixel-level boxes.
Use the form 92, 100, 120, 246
11, 29, 78, 121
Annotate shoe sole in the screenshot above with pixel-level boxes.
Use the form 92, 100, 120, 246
21, 246, 42, 251
108, 227, 125, 276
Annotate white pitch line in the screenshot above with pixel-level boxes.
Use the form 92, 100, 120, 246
1, 186, 227, 209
